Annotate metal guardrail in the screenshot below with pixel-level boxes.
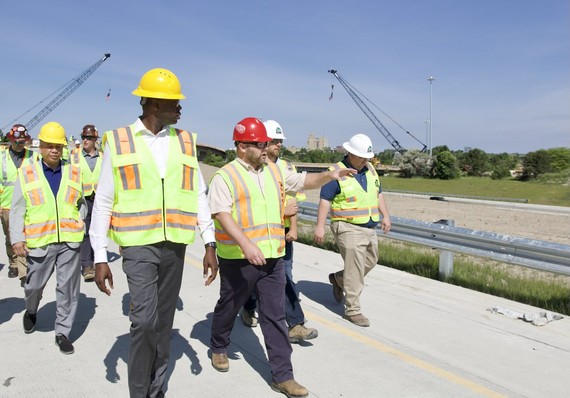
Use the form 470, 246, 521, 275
385, 189, 529, 203
297, 202, 570, 277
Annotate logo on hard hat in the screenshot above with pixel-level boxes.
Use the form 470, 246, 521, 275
235, 124, 246, 134
367, 146, 373, 153
276, 127, 282, 134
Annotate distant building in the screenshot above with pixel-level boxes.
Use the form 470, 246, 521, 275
307, 133, 329, 150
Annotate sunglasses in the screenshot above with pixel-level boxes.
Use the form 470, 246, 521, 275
270, 139, 283, 145
242, 141, 269, 149
81, 136, 97, 140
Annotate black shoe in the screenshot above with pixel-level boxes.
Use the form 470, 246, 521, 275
23, 311, 36, 334
55, 334, 75, 355
8, 267, 18, 278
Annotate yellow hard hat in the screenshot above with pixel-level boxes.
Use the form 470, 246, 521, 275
38, 121, 67, 145
132, 68, 186, 100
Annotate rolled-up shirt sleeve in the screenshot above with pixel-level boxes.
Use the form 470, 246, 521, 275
90, 142, 114, 264
197, 166, 215, 244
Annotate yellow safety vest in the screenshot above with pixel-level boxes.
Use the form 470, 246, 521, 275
71, 150, 102, 196
214, 160, 286, 259
18, 160, 84, 248
330, 162, 380, 224
0, 147, 33, 209
104, 125, 199, 247
276, 159, 306, 228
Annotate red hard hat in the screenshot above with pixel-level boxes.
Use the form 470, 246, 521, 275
8, 124, 31, 142
232, 117, 269, 142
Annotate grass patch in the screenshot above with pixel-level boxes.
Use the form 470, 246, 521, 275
379, 175, 570, 206
297, 227, 570, 316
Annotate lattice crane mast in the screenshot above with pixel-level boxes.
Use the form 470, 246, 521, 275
3, 53, 111, 135
328, 69, 426, 154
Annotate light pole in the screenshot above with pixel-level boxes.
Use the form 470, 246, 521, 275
427, 76, 435, 157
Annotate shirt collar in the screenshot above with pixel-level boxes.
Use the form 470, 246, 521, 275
134, 118, 170, 137
42, 159, 62, 172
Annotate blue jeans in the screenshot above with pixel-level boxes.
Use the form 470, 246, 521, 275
244, 230, 305, 327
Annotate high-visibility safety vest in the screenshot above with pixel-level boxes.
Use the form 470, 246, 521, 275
330, 162, 381, 224
71, 150, 102, 196
214, 160, 286, 260
18, 160, 84, 248
276, 159, 306, 228
0, 147, 34, 209
104, 125, 199, 247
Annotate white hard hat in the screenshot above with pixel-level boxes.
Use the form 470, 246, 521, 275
74, 139, 81, 145
263, 120, 286, 140
342, 134, 374, 159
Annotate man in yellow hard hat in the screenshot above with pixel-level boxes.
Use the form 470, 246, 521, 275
1, 124, 34, 285
90, 68, 218, 398
10, 121, 86, 355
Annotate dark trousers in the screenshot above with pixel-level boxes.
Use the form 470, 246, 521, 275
122, 242, 186, 398
243, 237, 305, 327
211, 257, 293, 383
80, 195, 95, 271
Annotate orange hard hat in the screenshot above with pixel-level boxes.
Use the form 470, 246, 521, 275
232, 117, 269, 142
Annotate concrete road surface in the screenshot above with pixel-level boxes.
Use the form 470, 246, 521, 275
1, 236, 569, 398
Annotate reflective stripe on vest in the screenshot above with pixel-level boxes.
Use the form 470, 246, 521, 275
19, 161, 84, 247
71, 150, 102, 196
330, 162, 380, 224
105, 125, 199, 246
0, 148, 33, 208
214, 160, 285, 259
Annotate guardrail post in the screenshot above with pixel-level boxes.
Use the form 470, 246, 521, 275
436, 219, 455, 279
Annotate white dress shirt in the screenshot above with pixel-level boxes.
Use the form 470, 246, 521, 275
90, 118, 215, 263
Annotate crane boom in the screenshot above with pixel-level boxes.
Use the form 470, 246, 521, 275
329, 69, 412, 154
23, 53, 111, 134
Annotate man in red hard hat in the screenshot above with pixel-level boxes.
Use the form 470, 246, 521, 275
1, 124, 34, 285
208, 117, 356, 398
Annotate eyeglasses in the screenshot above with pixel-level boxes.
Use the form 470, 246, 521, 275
81, 136, 96, 140
270, 139, 283, 145
242, 141, 269, 149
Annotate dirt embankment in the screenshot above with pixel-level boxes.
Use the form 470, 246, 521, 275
201, 163, 570, 245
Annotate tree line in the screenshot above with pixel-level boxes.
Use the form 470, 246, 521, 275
202, 146, 570, 182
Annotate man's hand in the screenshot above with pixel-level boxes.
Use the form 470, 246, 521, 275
286, 228, 297, 242
203, 247, 218, 286
381, 216, 391, 234
243, 241, 266, 266
95, 262, 114, 296
12, 241, 30, 257
313, 225, 326, 245
331, 168, 357, 180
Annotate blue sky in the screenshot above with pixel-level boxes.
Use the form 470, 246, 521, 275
2, 0, 569, 154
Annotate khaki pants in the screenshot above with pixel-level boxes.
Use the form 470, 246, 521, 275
1, 208, 27, 278
331, 221, 378, 316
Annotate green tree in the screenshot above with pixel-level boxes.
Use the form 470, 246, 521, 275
461, 148, 489, 176
521, 149, 552, 180
431, 150, 460, 180
393, 150, 431, 178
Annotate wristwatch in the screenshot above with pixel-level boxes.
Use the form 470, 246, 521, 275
205, 242, 217, 249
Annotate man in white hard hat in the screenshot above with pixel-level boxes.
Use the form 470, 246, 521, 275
240, 120, 318, 343
314, 133, 391, 327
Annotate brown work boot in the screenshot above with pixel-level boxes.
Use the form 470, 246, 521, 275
328, 273, 344, 303
83, 266, 95, 282
211, 352, 229, 372
241, 309, 258, 327
271, 379, 308, 398
343, 313, 370, 327
288, 324, 318, 343
8, 267, 18, 278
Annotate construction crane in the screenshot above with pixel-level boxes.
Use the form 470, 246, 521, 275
2, 53, 111, 136
328, 69, 426, 154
